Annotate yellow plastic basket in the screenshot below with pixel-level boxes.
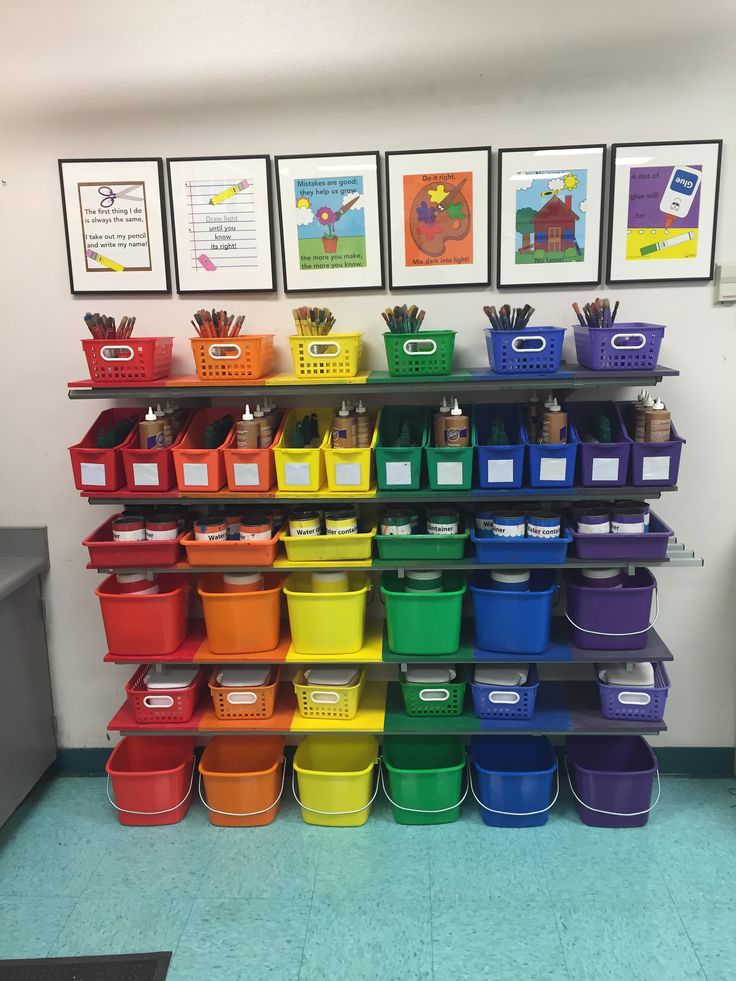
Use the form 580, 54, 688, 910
281, 523, 377, 562
273, 407, 333, 492
288, 333, 363, 379
284, 572, 370, 654
324, 409, 380, 493
292, 667, 367, 720
293, 734, 379, 827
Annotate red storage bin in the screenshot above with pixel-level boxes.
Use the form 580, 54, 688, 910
172, 408, 239, 492
69, 408, 141, 492
84, 515, 187, 568
125, 664, 206, 724
96, 574, 190, 656
106, 736, 195, 826
223, 412, 287, 492
82, 336, 174, 383
122, 411, 193, 492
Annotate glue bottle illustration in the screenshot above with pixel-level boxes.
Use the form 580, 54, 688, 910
659, 166, 702, 229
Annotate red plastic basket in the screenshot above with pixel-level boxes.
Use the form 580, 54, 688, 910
69, 408, 141, 492
125, 664, 206, 724
121, 411, 193, 492
172, 408, 239, 492
106, 736, 195, 826
96, 574, 190, 656
82, 337, 174, 382
84, 515, 187, 568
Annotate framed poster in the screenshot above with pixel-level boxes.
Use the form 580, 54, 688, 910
275, 152, 384, 292
385, 147, 491, 289
497, 145, 605, 288
58, 158, 170, 294
166, 155, 276, 293
607, 140, 722, 284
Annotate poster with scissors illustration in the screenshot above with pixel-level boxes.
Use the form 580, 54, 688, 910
58, 158, 170, 293
386, 147, 490, 288
167, 156, 276, 293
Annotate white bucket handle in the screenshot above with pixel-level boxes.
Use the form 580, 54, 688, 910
564, 758, 661, 817
379, 760, 469, 814
402, 338, 437, 357
419, 688, 450, 702
197, 759, 286, 818
142, 694, 175, 709
611, 332, 646, 350
307, 341, 340, 358
291, 761, 380, 816
468, 761, 559, 816
106, 757, 195, 816
100, 344, 134, 362
511, 334, 546, 353
208, 343, 242, 360
565, 588, 658, 636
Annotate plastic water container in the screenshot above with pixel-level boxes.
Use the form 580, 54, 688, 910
469, 736, 558, 828
470, 572, 557, 655
565, 735, 659, 828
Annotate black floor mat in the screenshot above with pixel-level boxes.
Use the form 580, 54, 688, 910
0, 952, 171, 981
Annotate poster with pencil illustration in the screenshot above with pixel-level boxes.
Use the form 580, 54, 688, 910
58, 158, 170, 294
607, 141, 722, 284
497, 145, 605, 288
386, 148, 490, 288
276, 153, 384, 292
167, 156, 276, 293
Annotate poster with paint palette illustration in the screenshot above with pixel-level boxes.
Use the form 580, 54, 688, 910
607, 140, 722, 284
386, 147, 490, 288
166, 156, 276, 293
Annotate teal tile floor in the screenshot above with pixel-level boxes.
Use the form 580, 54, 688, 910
0, 775, 735, 980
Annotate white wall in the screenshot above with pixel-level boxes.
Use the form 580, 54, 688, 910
1, 0, 734, 748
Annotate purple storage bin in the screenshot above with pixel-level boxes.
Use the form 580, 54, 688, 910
470, 664, 539, 720
565, 736, 659, 828
568, 511, 674, 561
574, 323, 665, 371
485, 327, 565, 375
615, 402, 685, 487
527, 422, 579, 488
565, 569, 657, 651
596, 661, 670, 722
474, 405, 526, 489
566, 402, 631, 487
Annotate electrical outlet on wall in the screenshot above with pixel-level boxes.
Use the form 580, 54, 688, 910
715, 263, 736, 303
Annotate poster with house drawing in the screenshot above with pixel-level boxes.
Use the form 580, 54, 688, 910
513, 170, 587, 264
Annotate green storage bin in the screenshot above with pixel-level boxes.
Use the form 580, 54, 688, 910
375, 526, 469, 561
400, 667, 467, 717
382, 736, 466, 825
381, 571, 466, 656
375, 406, 429, 491
426, 406, 474, 491
383, 331, 456, 377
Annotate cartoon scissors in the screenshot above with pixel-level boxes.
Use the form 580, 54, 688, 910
98, 184, 144, 208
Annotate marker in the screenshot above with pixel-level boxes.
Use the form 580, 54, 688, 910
196, 253, 217, 271
639, 231, 694, 256
209, 179, 250, 206
85, 248, 125, 272
659, 166, 702, 229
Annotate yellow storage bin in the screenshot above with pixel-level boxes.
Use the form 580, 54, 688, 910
284, 572, 370, 654
293, 666, 367, 720
288, 333, 363, 379
324, 409, 380, 493
281, 523, 377, 563
273, 407, 333, 492
293, 734, 379, 827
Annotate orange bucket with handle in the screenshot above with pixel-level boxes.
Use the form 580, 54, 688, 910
198, 736, 285, 827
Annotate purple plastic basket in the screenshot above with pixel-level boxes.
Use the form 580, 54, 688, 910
565, 735, 659, 828
596, 661, 670, 722
574, 323, 665, 371
569, 511, 674, 561
485, 327, 565, 375
615, 402, 685, 487
470, 664, 539, 720
566, 402, 631, 487
565, 569, 657, 651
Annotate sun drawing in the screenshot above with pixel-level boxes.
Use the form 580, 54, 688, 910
562, 173, 579, 191
296, 197, 311, 208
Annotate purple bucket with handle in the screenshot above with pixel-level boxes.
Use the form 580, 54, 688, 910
565, 735, 659, 828
565, 569, 657, 650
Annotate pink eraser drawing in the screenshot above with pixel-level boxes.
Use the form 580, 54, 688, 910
197, 253, 217, 271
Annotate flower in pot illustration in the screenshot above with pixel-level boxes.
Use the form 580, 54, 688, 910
316, 205, 339, 253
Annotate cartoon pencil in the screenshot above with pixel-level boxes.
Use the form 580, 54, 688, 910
639, 231, 694, 256
85, 248, 125, 272
209, 180, 250, 206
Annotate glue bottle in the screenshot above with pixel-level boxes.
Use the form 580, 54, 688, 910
542, 398, 568, 444
236, 405, 260, 449
139, 406, 165, 449
644, 397, 671, 443
332, 401, 355, 448
635, 393, 655, 442
434, 396, 451, 447
155, 403, 173, 447
355, 400, 371, 448
253, 404, 272, 448
445, 399, 470, 447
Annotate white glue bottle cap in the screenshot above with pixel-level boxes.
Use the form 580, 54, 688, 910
451, 398, 463, 416
545, 391, 555, 409
643, 394, 655, 409
356, 400, 367, 415
164, 400, 175, 415
548, 398, 562, 413
529, 390, 539, 403
155, 403, 165, 419
637, 389, 648, 404
253, 404, 264, 418
242, 405, 254, 421
439, 397, 451, 414
652, 397, 666, 410
338, 400, 350, 417
144, 406, 157, 422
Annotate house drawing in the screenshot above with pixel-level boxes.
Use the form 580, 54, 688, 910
532, 194, 580, 253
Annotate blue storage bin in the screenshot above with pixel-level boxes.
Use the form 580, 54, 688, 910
474, 405, 526, 490
527, 422, 579, 488
471, 527, 572, 565
470, 571, 558, 654
485, 327, 566, 375
470, 664, 539, 721
469, 735, 558, 828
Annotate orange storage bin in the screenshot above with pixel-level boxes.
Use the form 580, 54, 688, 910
223, 411, 287, 492
198, 573, 284, 654
106, 736, 195, 826
190, 335, 275, 381
122, 410, 193, 492
208, 666, 281, 720
198, 736, 285, 827
172, 408, 239, 492
69, 407, 141, 492
181, 528, 282, 567
96, 574, 190, 656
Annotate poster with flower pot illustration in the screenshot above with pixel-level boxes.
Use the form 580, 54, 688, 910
386, 147, 491, 288
497, 145, 605, 288
275, 152, 384, 292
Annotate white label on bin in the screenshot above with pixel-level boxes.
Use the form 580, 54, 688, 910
182, 463, 209, 486
437, 461, 463, 485
335, 463, 362, 486
233, 462, 260, 487
132, 462, 160, 486
284, 462, 311, 486
80, 462, 106, 486
642, 456, 670, 481
591, 457, 619, 482
385, 461, 412, 486
539, 457, 567, 482
487, 459, 514, 484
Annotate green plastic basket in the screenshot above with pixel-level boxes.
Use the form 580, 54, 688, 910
375, 527, 469, 560
400, 667, 467, 717
382, 736, 466, 825
375, 406, 429, 491
383, 331, 456, 377
381, 571, 467, 656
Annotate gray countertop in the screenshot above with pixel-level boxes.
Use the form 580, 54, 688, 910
0, 528, 49, 602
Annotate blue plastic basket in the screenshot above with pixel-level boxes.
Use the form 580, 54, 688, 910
485, 327, 565, 375
471, 527, 572, 565
527, 422, 579, 488
470, 735, 557, 828
573, 323, 665, 371
470, 572, 557, 654
474, 405, 527, 490
470, 664, 539, 721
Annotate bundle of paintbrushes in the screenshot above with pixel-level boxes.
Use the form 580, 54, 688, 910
292, 307, 335, 336
84, 312, 136, 339
572, 297, 619, 329
191, 309, 245, 338
483, 304, 534, 331
381, 304, 425, 334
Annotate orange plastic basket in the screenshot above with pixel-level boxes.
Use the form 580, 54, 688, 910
182, 529, 282, 567
198, 736, 285, 827
223, 411, 287, 492
172, 407, 239, 492
190, 335, 275, 381
208, 666, 281, 720
198, 573, 284, 654
96, 574, 190, 657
